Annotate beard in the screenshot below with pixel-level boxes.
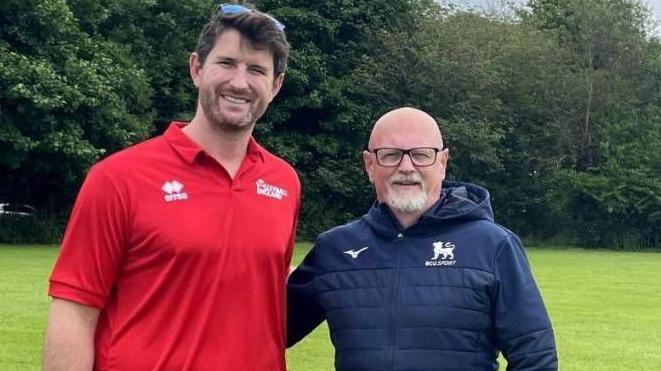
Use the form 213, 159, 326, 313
385, 173, 428, 213
199, 86, 256, 133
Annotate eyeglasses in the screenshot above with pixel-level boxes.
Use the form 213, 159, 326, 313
217, 4, 286, 32
369, 147, 442, 167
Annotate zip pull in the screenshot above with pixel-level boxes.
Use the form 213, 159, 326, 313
396, 232, 404, 240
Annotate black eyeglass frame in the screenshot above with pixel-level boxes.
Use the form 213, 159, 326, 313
367, 147, 444, 167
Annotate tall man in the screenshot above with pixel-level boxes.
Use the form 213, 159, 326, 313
287, 107, 557, 370
43, 4, 300, 370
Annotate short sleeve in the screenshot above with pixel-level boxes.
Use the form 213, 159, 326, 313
48, 164, 129, 309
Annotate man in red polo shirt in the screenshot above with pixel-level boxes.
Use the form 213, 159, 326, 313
42, 4, 299, 370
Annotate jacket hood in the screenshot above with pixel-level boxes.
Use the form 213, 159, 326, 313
362, 181, 494, 236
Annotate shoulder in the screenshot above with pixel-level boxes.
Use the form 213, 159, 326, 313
93, 135, 167, 175
448, 219, 524, 269
79, 136, 170, 199
316, 219, 368, 247
320, 218, 366, 236
463, 218, 519, 245
301, 218, 371, 274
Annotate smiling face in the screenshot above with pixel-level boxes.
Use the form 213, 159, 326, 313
363, 108, 449, 219
189, 28, 283, 133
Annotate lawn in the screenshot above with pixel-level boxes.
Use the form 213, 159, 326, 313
1, 244, 660, 370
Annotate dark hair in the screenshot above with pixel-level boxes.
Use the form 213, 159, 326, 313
194, 6, 290, 76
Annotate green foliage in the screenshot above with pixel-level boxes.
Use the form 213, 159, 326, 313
523, 0, 654, 170
0, 213, 66, 244
88, 0, 210, 124
0, 0, 154, 209
557, 111, 661, 249
515, 0, 661, 247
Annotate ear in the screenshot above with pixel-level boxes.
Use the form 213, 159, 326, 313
270, 73, 285, 100
189, 52, 202, 88
363, 150, 375, 184
438, 148, 449, 178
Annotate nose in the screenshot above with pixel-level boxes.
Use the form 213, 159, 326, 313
398, 153, 416, 172
227, 67, 249, 90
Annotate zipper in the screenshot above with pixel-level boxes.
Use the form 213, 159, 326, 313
388, 232, 404, 370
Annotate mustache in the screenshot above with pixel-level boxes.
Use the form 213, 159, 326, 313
388, 173, 422, 185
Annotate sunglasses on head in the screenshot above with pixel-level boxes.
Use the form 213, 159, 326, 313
217, 3, 286, 32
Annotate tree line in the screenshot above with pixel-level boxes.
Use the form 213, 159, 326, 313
1, 0, 659, 248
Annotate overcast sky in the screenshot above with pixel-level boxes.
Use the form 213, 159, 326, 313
444, 0, 661, 30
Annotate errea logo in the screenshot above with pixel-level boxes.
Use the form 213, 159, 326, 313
256, 179, 288, 200
162, 180, 188, 202
425, 241, 456, 267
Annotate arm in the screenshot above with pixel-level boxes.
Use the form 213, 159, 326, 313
286, 241, 326, 347
493, 235, 558, 370
42, 298, 100, 371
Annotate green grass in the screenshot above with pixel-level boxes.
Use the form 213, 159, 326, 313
528, 248, 661, 370
0, 245, 58, 370
1, 244, 660, 370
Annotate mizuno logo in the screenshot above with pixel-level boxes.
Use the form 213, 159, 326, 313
343, 246, 369, 259
256, 179, 288, 200
162, 180, 189, 202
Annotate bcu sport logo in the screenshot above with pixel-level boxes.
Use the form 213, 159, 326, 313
425, 241, 456, 267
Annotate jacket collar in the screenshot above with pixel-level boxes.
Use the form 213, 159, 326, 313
362, 181, 493, 237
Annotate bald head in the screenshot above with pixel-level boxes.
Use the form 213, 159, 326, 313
368, 107, 443, 150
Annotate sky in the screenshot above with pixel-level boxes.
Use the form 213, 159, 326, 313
444, 0, 661, 29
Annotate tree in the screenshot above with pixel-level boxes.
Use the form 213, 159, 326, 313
0, 0, 153, 210
559, 109, 661, 248
524, 0, 654, 170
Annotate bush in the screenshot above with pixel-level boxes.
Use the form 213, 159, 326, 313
0, 212, 66, 244
557, 170, 660, 250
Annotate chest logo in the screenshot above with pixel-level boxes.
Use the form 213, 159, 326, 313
256, 179, 288, 200
425, 241, 456, 267
343, 246, 369, 259
162, 180, 189, 202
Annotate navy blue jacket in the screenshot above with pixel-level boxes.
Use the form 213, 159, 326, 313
287, 181, 557, 370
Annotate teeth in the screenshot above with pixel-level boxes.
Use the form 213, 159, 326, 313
222, 95, 248, 104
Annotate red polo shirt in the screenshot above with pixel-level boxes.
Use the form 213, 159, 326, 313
49, 123, 300, 370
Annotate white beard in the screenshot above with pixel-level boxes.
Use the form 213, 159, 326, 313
385, 174, 427, 213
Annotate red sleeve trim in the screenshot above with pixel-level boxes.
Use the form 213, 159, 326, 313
48, 280, 107, 309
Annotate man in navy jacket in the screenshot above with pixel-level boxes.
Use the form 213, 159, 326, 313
287, 107, 558, 370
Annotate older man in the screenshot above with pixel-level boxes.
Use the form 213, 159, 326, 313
43, 4, 299, 370
287, 107, 557, 370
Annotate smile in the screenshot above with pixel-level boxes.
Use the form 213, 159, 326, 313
392, 181, 420, 186
222, 94, 249, 104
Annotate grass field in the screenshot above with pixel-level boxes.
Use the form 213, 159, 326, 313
1, 245, 660, 370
